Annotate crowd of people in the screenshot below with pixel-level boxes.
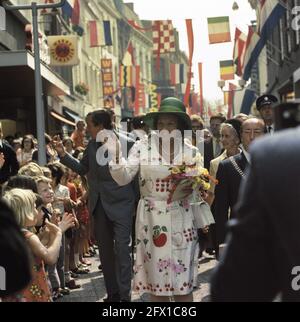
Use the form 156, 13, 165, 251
1, 93, 291, 302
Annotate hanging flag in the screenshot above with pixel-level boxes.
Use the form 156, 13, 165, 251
127, 20, 153, 32
120, 66, 132, 87
228, 83, 237, 118
224, 91, 229, 106
234, 88, 257, 115
242, 26, 262, 81
198, 63, 204, 116
258, 0, 286, 43
170, 64, 185, 85
48, 35, 79, 66
207, 16, 231, 44
190, 93, 200, 115
220, 60, 235, 80
149, 84, 159, 112
184, 19, 194, 107
152, 20, 175, 71
233, 28, 247, 77
62, 0, 73, 21
119, 66, 140, 88
134, 66, 141, 115
122, 41, 135, 66
88, 20, 112, 47
89, 21, 98, 47
71, 0, 80, 26
102, 21, 113, 46
152, 20, 176, 54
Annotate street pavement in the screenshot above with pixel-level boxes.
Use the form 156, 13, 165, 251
59, 252, 217, 303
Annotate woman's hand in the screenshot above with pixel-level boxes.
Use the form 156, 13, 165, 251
171, 180, 193, 202
201, 226, 210, 234
58, 213, 76, 233
45, 220, 62, 235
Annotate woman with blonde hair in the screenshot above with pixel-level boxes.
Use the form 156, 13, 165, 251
2, 189, 65, 302
18, 162, 44, 177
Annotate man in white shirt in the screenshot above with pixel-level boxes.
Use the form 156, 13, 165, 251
256, 94, 278, 135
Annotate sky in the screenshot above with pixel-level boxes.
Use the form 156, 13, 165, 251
124, 0, 256, 102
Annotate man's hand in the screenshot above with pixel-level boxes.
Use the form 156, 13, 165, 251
52, 135, 66, 158
0, 153, 5, 169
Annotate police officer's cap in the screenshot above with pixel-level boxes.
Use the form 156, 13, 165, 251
256, 94, 278, 111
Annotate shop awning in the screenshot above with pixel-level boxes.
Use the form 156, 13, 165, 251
0, 50, 70, 97
64, 109, 84, 124
294, 68, 300, 84
50, 110, 75, 127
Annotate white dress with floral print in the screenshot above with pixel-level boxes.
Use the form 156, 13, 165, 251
110, 135, 201, 296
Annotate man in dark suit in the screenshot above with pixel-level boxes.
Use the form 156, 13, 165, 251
213, 118, 265, 252
53, 110, 135, 302
204, 114, 226, 170
256, 94, 278, 135
211, 126, 300, 302
0, 123, 19, 185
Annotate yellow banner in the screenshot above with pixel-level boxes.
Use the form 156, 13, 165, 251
48, 35, 79, 66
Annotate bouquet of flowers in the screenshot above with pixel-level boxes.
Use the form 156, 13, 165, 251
165, 162, 218, 205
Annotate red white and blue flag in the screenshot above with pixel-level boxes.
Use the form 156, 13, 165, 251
258, 0, 286, 42
242, 1, 286, 81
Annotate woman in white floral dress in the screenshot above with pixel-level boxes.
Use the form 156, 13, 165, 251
107, 98, 212, 302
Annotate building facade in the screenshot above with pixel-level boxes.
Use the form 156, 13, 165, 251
250, 0, 300, 101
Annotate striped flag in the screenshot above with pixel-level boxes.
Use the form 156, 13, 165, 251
198, 63, 204, 116
234, 88, 256, 115
122, 41, 135, 66
224, 91, 229, 106
233, 28, 247, 77
120, 66, 132, 87
88, 21, 113, 47
220, 60, 234, 80
119, 66, 140, 88
207, 16, 231, 44
242, 26, 262, 81
228, 83, 237, 118
62, 0, 73, 21
71, 0, 80, 26
170, 64, 186, 85
258, 0, 286, 43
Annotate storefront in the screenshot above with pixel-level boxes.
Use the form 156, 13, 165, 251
294, 67, 300, 100
0, 50, 70, 137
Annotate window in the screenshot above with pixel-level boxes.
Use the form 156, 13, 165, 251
279, 18, 286, 61
286, 3, 292, 53
294, 0, 300, 45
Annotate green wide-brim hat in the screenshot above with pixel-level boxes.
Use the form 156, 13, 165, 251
144, 97, 192, 130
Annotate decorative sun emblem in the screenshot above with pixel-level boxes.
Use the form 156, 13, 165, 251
51, 39, 75, 63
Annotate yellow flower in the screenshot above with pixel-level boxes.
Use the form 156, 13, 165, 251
171, 166, 181, 175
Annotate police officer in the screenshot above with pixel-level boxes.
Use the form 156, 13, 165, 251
256, 94, 278, 135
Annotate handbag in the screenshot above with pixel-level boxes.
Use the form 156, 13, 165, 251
191, 194, 215, 229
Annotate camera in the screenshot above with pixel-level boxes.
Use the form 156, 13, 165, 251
274, 102, 300, 131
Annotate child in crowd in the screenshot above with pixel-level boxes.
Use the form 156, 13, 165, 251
2, 189, 62, 302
